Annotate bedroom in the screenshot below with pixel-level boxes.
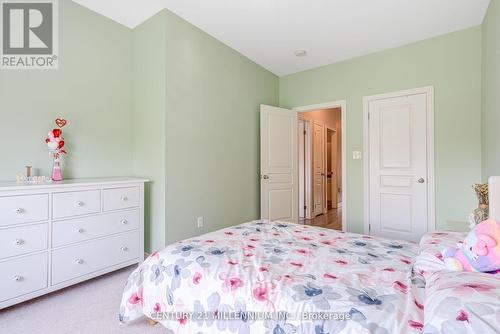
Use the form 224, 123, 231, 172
0, 0, 499, 333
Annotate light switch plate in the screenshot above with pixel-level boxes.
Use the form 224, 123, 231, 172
197, 216, 204, 228
352, 151, 362, 160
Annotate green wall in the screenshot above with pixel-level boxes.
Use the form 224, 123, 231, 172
163, 10, 279, 244
1, 1, 493, 250
280, 27, 483, 233
0, 0, 133, 180
0, 3, 279, 252
132, 12, 167, 252
482, 1, 500, 179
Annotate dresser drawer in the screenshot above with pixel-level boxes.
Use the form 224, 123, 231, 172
0, 253, 48, 302
51, 231, 139, 285
103, 187, 140, 211
53, 190, 101, 219
0, 194, 48, 227
52, 210, 140, 247
0, 223, 48, 259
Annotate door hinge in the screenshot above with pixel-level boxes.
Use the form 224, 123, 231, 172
303, 130, 306, 135
369, 224, 371, 232
304, 205, 307, 210
368, 112, 370, 120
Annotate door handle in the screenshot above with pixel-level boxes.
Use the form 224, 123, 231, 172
417, 178, 425, 184
261, 175, 269, 180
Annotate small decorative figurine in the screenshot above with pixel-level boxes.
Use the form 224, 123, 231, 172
15, 171, 51, 184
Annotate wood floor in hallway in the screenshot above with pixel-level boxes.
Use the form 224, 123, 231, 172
300, 208, 342, 230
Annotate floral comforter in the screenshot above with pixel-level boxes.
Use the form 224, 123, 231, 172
119, 220, 425, 333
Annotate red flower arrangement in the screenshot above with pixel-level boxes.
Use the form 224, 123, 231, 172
45, 119, 67, 181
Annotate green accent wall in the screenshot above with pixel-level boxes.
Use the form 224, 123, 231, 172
163, 10, 279, 244
279, 27, 483, 233
482, 1, 500, 179
0, 0, 133, 180
132, 11, 167, 252
1, 1, 494, 251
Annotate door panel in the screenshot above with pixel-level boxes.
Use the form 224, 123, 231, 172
369, 93, 428, 241
313, 122, 325, 216
260, 105, 298, 223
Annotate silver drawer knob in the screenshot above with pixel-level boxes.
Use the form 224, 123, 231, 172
417, 178, 425, 184
121, 219, 128, 225
120, 246, 128, 252
75, 258, 84, 264
76, 228, 84, 233
14, 239, 24, 246
13, 275, 23, 282
14, 208, 24, 214
76, 201, 85, 207
120, 196, 128, 202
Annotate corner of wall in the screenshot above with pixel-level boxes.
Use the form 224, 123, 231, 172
131, 11, 168, 253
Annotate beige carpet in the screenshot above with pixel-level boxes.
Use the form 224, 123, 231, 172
0, 266, 166, 334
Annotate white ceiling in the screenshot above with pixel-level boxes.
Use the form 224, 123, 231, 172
72, 0, 490, 76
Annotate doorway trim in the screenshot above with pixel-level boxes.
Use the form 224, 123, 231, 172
293, 100, 347, 232
362, 86, 436, 236
325, 126, 338, 212
298, 117, 313, 219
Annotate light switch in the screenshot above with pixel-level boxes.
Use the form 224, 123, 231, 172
352, 151, 362, 160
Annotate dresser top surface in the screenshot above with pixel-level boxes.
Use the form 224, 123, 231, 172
0, 177, 149, 191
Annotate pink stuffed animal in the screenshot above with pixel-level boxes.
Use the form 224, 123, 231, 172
442, 219, 500, 272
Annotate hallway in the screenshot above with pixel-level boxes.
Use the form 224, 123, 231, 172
299, 208, 342, 230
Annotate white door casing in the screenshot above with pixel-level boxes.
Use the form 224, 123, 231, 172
260, 105, 298, 223
298, 119, 305, 219
293, 100, 347, 232
330, 128, 339, 209
300, 118, 313, 220
313, 122, 325, 216
364, 87, 435, 241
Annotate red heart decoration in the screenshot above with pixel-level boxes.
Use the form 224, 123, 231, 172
58, 140, 65, 149
55, 119, 67, 128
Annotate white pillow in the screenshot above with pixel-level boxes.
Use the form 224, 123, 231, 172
414, 231, 467, 278
422, 270, 500, 334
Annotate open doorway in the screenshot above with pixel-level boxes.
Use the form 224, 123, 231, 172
298, 107, 343, 230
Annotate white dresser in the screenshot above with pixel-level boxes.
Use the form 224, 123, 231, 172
0, 177, 147, 309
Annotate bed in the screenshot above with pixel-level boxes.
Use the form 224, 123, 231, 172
119, 221, 427, 333
119, 177, 500, 333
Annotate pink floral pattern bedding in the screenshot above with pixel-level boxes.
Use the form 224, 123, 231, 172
119, 220, 425, 333
422, 270, 500, 334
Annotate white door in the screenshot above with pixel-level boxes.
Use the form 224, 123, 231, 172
260, 105, 298, 223
368, 93, 429, 241
313, 122, 325, 216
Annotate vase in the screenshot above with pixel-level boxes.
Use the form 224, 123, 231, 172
51, 155, 63, 181
472, 203, 489, 225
